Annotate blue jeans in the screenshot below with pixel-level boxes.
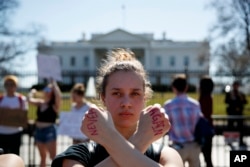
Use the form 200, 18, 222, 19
34, 125, 57, 143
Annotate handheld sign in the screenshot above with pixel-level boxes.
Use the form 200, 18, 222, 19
37, 54, 62, 81
223, 131, 240, 144
57, 112, 88, 140
0, 108, 27, 128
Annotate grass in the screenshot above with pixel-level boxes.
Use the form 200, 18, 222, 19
149, 92, 250, 115
27, 92, 250, 120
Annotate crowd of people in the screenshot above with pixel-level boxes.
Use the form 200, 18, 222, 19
0, 48, 248, 167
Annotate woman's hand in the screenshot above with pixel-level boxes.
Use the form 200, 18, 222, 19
28, 89, 37, 98
132, 104, 171, 152
81, 104, 117, 145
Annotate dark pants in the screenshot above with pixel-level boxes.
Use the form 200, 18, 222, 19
201, 136, 213, 167
0, 132, 22, 155
227, 114, 244, 145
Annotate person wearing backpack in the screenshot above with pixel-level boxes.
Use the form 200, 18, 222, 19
164, 74, 201, 167
0, 75, 28, 155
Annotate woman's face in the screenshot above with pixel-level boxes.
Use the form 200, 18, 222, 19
43, 86, 52, 100
102, 70, 146, 129
4, 80, 17, 94
71, 92, 83, 103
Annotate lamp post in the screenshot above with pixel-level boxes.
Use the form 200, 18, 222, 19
184, 65, 189, 82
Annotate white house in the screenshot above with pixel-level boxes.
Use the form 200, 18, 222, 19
37, 28, 210, 86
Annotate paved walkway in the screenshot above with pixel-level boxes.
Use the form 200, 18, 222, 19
19, 134, 250, 167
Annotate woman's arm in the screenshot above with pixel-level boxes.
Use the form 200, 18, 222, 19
27, 89, 43, 106
82, 104, 175, 167
94, 143, 184, 167
62, 159, 85, 167
0, 154, 25, 167
103, 131, 164, 167
159, 147, 183, 167
51, 80, 62, 112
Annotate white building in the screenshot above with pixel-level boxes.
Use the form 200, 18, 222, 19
37, 28, 210, 86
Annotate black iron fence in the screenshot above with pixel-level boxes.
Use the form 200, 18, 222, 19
17, 116, 250, 167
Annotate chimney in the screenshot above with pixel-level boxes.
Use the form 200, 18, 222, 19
82, 32, 86, 41
162, 31, 166, 40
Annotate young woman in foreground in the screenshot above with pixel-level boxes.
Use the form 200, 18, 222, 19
52, 48, 183, 167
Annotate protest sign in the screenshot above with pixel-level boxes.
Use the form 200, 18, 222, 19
57, 112, 87, 140
223, 131, 240, 144
0, 108, 27, 128
37, 54, 62, 81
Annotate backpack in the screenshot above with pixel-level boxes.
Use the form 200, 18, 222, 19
194, 116, 215, 146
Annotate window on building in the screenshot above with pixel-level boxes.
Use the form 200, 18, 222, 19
137, 56, 144, 65
156, 56, 161, 67
199, 59, 204, 66
70, 56, 75, 66
198, 56, 205, 66
169, 56, 175, 66
131, 48, 144, 65
83, 56, 89, 67
183, 56, 189, 66
59, 56, 63, 66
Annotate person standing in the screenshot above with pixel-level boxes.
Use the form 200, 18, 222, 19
51, 48, 183, 167
199, 76, 214, 167
28, 79, 61, 167
164, 74, 201, 167
0, 75, 28, 155
70, 83, 92, 144
225, 80, 248, 146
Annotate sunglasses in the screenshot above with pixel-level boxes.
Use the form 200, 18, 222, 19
4, 82, 16, 87
43, 87, 52, 93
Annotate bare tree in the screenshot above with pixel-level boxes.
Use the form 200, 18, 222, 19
0, 0, 17, 30
215, 39, 250, 81
209, 0, 250, 81
210, 0, 250, 50
0, 0, 42, 73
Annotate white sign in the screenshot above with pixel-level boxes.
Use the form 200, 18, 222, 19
37, 54, 62, 81
57, 112, 88, 140
223, 131, 240, 144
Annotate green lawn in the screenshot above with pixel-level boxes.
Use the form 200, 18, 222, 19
149, 92, 250, 115
27, 92, 250, 120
